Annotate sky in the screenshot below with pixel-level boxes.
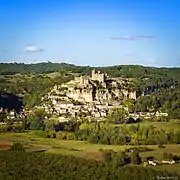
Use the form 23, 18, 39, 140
0, 0, 180, 67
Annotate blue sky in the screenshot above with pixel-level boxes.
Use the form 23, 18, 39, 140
0, 0, 180, 67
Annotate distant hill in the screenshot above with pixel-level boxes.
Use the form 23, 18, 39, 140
0, 62, 180, 80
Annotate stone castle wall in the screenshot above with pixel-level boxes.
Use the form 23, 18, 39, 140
65, 69, 136, 103
80, 76, 89, 85
121, 89, 136, 100
67, 90, 93, 102
91, 69, 105, 83
128, 91, 136, 100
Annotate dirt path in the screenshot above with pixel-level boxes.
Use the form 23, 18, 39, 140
0, 143, 11, 150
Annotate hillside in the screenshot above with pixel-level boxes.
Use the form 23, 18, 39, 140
0, 62, 179, 118
0, 62, 180, 78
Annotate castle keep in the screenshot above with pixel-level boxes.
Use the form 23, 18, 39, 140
91, 69, 106, 83
80, 69, 107, 85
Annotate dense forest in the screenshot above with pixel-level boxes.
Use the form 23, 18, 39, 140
0, 62, 179, 79
0, 150, 178, 180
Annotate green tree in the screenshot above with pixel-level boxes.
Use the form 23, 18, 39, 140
10, 142, 25, 151
174, 130, 180, 144
28, 109, 47, 130
45, 119, 57, 132
113, 151, 127, 166
107, 108, 128, 124
130, 150, 141, 165
123, 100, 135, 113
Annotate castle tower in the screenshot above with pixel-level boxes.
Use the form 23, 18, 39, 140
80, 76, 84, 85
91, 69, 105, 83
91, 69, 96, 79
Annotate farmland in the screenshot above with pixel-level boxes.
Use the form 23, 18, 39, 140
0, 131, 180, 173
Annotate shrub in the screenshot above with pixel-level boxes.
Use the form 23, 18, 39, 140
66, 133, 75, 140
56, 132, 67, 140
158, 143, 165, 148
163, 152, 173, 160
98, 148, 104, 152
130, 150, 141, 165
47, 131, 56, 138
173, 155, 180, 161
125, 147, 153, 153
34, 130, 47, 138
10, 142, 25, 151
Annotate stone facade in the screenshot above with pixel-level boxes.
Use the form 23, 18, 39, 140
38, 71, 168, 119
121, 89, 136, 100
61, 69, 137, 104
91, 69, 106, 83
67, 90, 94, 102
46, 70, 137, 113
80, 76, 89, 86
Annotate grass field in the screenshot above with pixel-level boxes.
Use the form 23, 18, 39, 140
139, 121, 180, 132
152, 163, 180, 173
114, 121, 180, 132
0, 131, 180, 172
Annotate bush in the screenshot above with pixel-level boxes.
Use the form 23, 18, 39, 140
173, 155, 180, 161
174, 130, 180, 144
87, 134, 99, 144
130, 150, 141, 165
10, 142, 25, 151
34, 130, 47, 138
0, 124, 24, 133
158, 143, 165, 148
56, 132, 67, 140
163, 152, 173, 160
66, 133, 75, 140
102, 150, 115, 162
125, 147, 153, 153
98, 148, 104, 152
47, 131, 56, 138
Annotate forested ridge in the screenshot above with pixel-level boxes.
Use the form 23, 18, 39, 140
0, 62, 180, 78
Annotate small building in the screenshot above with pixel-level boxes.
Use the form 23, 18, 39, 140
162, 160, 175, 164
148, 160, 157, 166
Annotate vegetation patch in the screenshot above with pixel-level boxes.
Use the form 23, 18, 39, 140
0, 151, 178, 180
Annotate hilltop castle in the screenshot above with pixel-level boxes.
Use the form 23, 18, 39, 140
91, 69, 107, 83
61, 69, 136, 104
80, 69, 107, 85
41, 70, 137, 118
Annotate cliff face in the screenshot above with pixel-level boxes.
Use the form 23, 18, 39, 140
49, 70, 137, 105
67, 90, 94, 103
64, 80, 136, 105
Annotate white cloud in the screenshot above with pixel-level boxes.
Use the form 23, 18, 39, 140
23, 45, 44, 53
110, 35, 155, 41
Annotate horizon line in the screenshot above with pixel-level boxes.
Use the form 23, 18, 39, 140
0, 60, 179, 68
